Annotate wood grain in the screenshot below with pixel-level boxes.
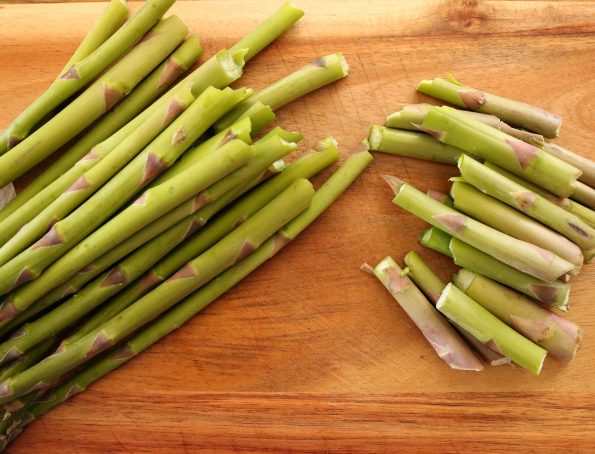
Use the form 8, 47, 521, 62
1, 1, 594, 452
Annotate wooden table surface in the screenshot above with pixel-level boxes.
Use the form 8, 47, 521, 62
1, 1, 595, 452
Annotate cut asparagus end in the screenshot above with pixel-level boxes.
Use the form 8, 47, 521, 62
380, 174, 405, 196
419, 227, 453, 257
368, 125, 383, 150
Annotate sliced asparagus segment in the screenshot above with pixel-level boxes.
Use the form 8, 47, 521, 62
368, 126, 461, 164
453, 269, 581, 363
383, 175, 575, 281
417, 76, 562, 138
436, 284, 547, 375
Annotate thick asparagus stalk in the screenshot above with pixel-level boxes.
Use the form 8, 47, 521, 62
368, 126, 461, 164
364, 257, 483, 371
403, 251, 511, 366
452, 269, 581, 362
541, 142, 595, 187
383, 175, 575, 281
230, 2, 304, 61
214, 53, 349, 131
0, 37, 203, 224
58, 0, 130, 76
417, 76, 562, 138
458, 154, 595, 260
571, 181, 595, 210
0, 0, 175, 155
5, 150, 370, 443
420, 106, 579, 197
0, 179, 315, 405
436, 284, 547, 374
450, 180, 583, 268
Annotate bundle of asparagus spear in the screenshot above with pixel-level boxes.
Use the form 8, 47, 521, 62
366, 75, 593, 375
0, 0, 372, 448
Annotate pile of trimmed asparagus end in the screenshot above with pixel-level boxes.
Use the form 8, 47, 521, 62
365, 74, 594, 375
0, 0, 371, 447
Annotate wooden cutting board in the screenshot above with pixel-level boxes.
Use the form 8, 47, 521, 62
1, 1, 594, 452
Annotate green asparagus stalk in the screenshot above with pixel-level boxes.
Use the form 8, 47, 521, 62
541, 142, 595, 187
419, 227, 453, 257
214, 53, 349, 131
0, 36, 203, 224
0, 179, 315, 405
364, 257, 483, 371
58, 0, 130, 76
0, 338, 55, 383
383, 175, 575, 281
452, 269, 581, 362
420, 106, 579, 197
450, 180, 583, 268
458, 154, 595, 260
417, 76, 562, 138
0, 0, 175, 155
4, 150, 370, 444
230, 2, 304, 61
368, 126, 461, 164
403, 251, 511, 366
571, 181, 595, 210
230, 101, 276, 136
436, 284, 547, 374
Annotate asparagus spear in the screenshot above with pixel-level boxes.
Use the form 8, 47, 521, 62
0, 37, 203, 225
0, 179, 315, 405
58, 0, 130, 76
417, 76, 562, 138
364, 257, 483, 371
571, 181, 595, 210
0, 138, 338, 337
458, 154, 595, 260
4, 150, 370, 443
541, 142, 595, 187
0, 0, 175, 156
420, 106, 579, 197
383, 175, 575, 281
452, 269, 581, 362
450, 180, 583, 268
403, 251, 511, 366
437, 284, 547, 374
368, 126, 461, 164
214, 53, 349, 131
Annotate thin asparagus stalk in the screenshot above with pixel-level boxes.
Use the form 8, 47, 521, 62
541, 142, 595, 187
452, 269, 581, 363
403, 251, 511, 366
419, 227, 454, 257
5, 150, 370, 444
571, 181, 595, 210
214, 53, 349, 131
420, 106, 579, 197
0, 0, 175, 156
0, 138, 338, 337
437, 284, 547, 374
383, 175, 575, 281
58, 0, 130, 76
450, 180, 584, 268
364, 257, 483, 371
230, 2, 304, 61
458, 154, 595, 260
0, 179, 315, 405
368, 126, 461, 164
0, 36, 203, 224
0, 86, 249, 300
417, 76, 562, 138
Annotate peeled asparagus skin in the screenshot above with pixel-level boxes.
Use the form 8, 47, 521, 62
368, 126, 461, 164
458, 155, 595, 260
214, 53, 349, 131
541, 142, 595, 187
436, 284, 547, 375
0, 36, 203, 225
403, 251, 511, 366
453, 269, 581, 363
366, 256, 483, 371
0, 180, 315, 406
416, 76, 562, 138
450, 180, 584, 268
384, 175, 575, 281
0, 13, 186, 187
420, 106, 579, 197
0, 0, 176, 155
5, 149, 371, 443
